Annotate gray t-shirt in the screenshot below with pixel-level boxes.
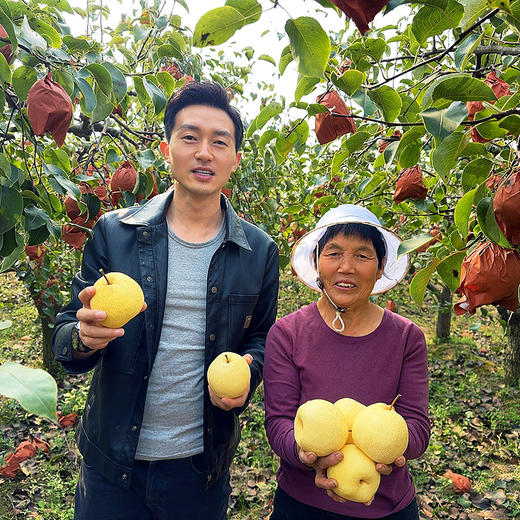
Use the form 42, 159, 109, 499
135, 218, 225, 460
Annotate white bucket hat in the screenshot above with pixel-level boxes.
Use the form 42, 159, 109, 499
290, 204, 409, 295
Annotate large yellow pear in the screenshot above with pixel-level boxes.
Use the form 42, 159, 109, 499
327, 444, 381, 503
351, 396, 409, 464
207, 352, 251, 398
294, 399, 349, 457
334, 398, 365, 444
90, 271, 144, 328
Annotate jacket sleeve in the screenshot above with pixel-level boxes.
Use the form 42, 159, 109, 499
263, 319, 309, 470
52, 215, 111, 374
235, 241, 279, 414
398, 324, 431, 461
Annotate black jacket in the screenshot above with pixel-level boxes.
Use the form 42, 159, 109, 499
52, 190, 279, 488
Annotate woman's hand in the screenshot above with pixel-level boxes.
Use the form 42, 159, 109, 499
297, 446, 346, 503
375, 455, 406, 476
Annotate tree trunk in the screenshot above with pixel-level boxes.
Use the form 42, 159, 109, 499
40, 313, 59, 377
504, 310, 520, 386
436, 286, 452, 341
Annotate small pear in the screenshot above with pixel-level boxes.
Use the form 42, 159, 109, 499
351, 395, 408, 464
327, 444, 381, 503
294, 399, 348, 457
334, 398, 365, 444
207, 352, 251, 398
90, 270, 144, 328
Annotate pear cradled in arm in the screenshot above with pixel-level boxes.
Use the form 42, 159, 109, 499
327, 444, 381, 503
351, 395, 409, 465
334, 397, 365, 445
294, 399, 349, 457
207, 351, 251, 398
90, 271, 144, 329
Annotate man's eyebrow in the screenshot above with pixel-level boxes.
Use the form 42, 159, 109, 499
177, 124, 233, 140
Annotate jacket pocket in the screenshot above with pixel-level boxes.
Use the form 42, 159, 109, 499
227, 294, 259, 347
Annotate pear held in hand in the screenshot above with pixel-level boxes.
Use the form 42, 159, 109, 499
90, 270, 144, 328
207, 352, 251, 398
352, 395, 409, 464
327, 444, 381, 503
334, 398, 365, 445
294, 399, 349, 457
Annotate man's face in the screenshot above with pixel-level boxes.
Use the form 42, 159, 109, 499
166, 104, 241, 200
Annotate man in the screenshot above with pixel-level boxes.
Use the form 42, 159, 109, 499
52, 81, 279, 520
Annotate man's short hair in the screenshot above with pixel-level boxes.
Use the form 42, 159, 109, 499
164, 81, 244, 151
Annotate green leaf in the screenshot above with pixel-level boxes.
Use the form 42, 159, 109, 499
461, 158, 491, 192
0, 52, 11, 83
24, 206, 49, 231
421, 101, 468, 141
143, 76, 166, 115
63, 35, 92, 53
157, 71, 175, 98
167, 33, 186, 59
431, 74, 497, 103
225, 0, 262, 24
279, 45, 293, 75
409, 258, 442, 306
103, 63, 127, 103
29, 18, 61, 48
399, 141, 422, 168
332, 70, 365, 96
459, 0, 487, 29
285, 17, 330, 78
476, 196, 512, 248
0, 229, 23, 272
53, 68, 75, 98
91, 85, 113, 124
473, 109, 508, 139
396, 126, 426, 156
498, 114, 520, 135
397, 234, 437, 258
454, 32, 482, 70
12, 66, 38, 101
259, 54, 276, 66
431, 131, 468, 183
368, 86, 402, 123
0, 8, 17, 53
247, 102, 283, 137
0, 184, 23, 233
76, 77, 96, 114
20, 16, 47, 51
412, 1, 464, 44
294, 76, 320, 103
0, 362, 58, 423
39, 0, 74, 14
157, 44, 177, 58
85, 63, 113, 98
193, 6, 250, 47
257, 129, 278, 149
436, 251, 466, 292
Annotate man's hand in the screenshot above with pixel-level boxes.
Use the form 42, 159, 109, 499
208, 354, 253, 411
297, 446, 347, 504
75, 286, 147, 351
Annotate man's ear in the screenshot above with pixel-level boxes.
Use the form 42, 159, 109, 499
232, 151, 242, 172
160, 141, 171, 161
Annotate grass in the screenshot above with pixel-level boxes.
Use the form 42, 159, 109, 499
1, 270, 519, 519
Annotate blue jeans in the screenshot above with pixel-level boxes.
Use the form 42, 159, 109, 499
270, 486, 419, 520
74, 457, 231, 520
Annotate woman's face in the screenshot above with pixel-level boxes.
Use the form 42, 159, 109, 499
318, 232, 384, 310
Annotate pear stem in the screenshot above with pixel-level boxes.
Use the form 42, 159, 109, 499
388, 394, 402, 410
99, 268, 111, 284
225, 354, 230, 363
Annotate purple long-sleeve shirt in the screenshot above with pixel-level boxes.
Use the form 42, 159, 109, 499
264, 303, 430, 518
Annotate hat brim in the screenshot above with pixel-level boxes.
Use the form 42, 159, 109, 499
290, 219, 410, 295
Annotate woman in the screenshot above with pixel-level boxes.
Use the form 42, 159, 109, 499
264, 204, 430, 520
